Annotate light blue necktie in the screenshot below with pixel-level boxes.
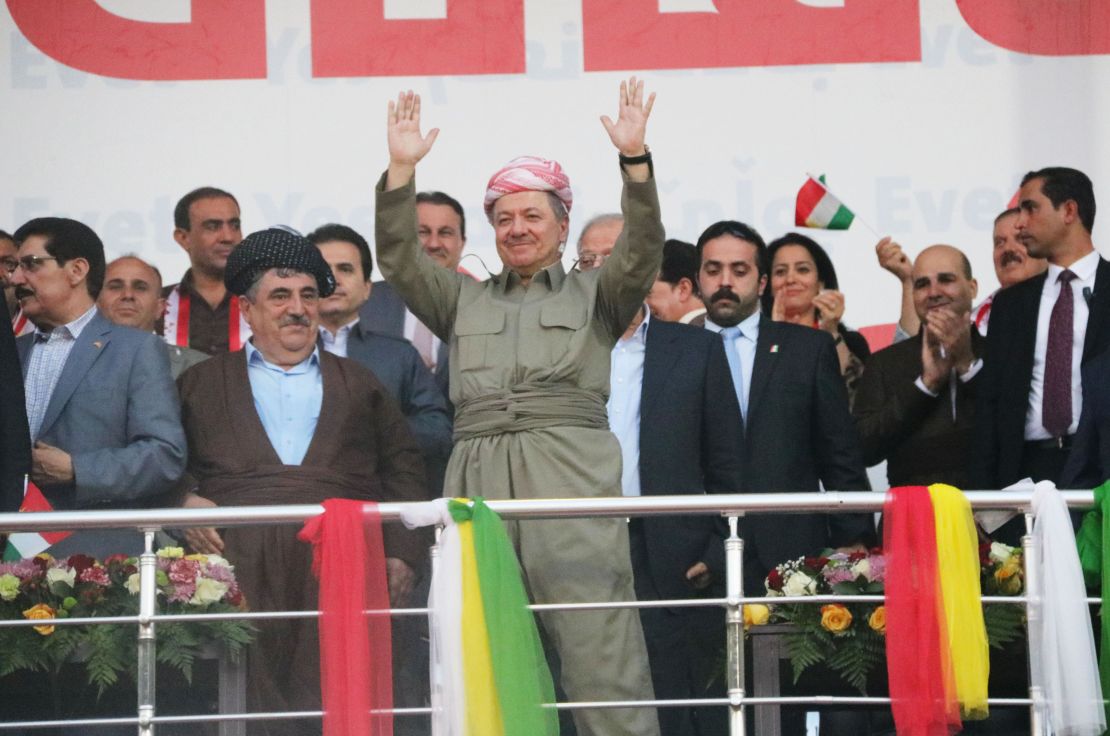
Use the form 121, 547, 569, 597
720, 326, 747, 419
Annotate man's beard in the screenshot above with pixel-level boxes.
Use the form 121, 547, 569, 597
706, 287, 758, 327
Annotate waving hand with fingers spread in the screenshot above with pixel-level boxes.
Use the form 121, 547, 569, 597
601, 76, 656, 183
386, 90, 440, 191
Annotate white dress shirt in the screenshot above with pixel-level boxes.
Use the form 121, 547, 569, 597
319, 318, 358, 358
1025, 250, 1099, 440
607, 308, 650, 497
403, 309, 441, 370
704, 309, 761, 416
24, 304, 98, 439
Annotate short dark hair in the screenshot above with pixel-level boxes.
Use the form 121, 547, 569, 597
695, 220, 768, 276
13, 217, 106, 298
0, 229, 12, 241
174, 187, 239, 230
761, 232, 839, 316
416, 190, 467, 240
659, 239, 699, 290
1020, 167, 1096, 233
306, 223, 373, 280
994, 207, 1020, 226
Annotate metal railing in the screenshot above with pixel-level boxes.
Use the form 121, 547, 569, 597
0, 489, 1096, 735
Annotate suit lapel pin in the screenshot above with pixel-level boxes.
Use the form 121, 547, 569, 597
770, 344, 779, 353
93, 341, 103, 349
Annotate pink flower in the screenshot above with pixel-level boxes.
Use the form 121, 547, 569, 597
167, 580, 196, 603
78, 565, 111, 586
866, 555, 886, 583
823, 567, 855, 585
168, 559, 201, 586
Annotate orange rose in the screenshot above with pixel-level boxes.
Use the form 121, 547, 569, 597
820, 603, 852, 634
23, 603, 56, 636
868, 606, 886, 635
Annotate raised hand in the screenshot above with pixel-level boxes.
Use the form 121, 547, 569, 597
386, 90, 440, 190
600, 76, 656, 157
812, 290, 846, 334
875, 237, 912, 282
920, 323, 952, 394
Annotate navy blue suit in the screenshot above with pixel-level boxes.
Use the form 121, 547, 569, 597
360, 280, 450, 401
0, 296, 30, 513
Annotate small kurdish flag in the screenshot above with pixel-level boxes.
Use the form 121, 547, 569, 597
2, 477, 71, 561
401, 497, 559, 736
795, 174, 855, 230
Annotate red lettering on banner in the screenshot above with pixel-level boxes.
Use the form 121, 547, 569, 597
956, 0, 1110, 56
582, 0, 920, 71
5, 0, 266, 80
311, 0, 524, 77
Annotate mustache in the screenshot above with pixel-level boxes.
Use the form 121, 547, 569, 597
709, 288, 740, 304
279, 314, 311, 328
14, 286, 34, 300
1000, 251, 1023, 267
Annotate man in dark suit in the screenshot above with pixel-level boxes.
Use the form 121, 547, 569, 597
579, 221, 743, 736
0, 291, 30, 515
9, 218, 186, 555
975, 167, 1109, 497
1062, 348, 1110, 487
695, 220, 872, 591
309, 222, 452, 494
854, 245, 983, 488
359, 190, 470, 400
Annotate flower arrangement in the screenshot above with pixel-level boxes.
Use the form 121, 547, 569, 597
751, 543, 1025, 695
0, 548, 254, 694
760, 548, 887, 694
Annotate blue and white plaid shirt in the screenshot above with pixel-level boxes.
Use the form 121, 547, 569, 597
24, 305, 98, 440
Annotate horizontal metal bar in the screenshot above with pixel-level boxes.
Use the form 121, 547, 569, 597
0, 490, 1096, 532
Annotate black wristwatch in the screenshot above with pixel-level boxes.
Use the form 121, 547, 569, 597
619, 145, 653, 176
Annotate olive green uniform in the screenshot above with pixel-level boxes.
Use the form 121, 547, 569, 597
376, 168, 663, 736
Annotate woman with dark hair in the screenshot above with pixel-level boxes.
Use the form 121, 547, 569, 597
762, 232, 870, 404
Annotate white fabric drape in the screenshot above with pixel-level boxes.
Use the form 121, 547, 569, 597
1030, 481, 1105, 735
400, 500, 467, 736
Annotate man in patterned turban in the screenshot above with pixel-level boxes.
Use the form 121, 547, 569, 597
374, 78, 664, 736
177, 226, 428, 735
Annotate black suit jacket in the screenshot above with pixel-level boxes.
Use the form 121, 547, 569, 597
975, 259, 1110, 489
360, 280, 450, 399
634, 319, 744, 602
1062, 347, 1110, 488
0, 297, 30, 513
739, 317, 872, 592
339, 322, 452, 497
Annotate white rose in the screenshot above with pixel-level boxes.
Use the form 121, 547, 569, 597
850, 558, 871, 580
45, 567, 76, 588
989, 542, 1012, 565
782, 571, 816, 597
126, 573, 142, 595
205, 555, 231, 569
190, 577, 229, 606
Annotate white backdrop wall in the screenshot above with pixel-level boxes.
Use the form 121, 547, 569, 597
1, 0, 1107, 332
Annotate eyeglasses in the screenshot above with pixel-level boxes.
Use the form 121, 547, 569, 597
12, 255, 59, 273
577, 252, 611, 271
0, 257, 18, 274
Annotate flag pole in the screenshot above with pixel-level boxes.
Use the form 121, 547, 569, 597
805, 172, 882, 239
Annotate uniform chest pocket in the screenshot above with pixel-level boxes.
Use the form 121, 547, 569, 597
539, 301, 589, 363
454, 308, 506, 371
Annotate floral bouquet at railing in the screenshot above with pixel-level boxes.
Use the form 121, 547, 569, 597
0, 547, 254, 694
751, 543, 1026, 695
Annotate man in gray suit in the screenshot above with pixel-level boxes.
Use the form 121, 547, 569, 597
10, 218, 187, 556
98, 255, 209, 379
359, 190, 470, 401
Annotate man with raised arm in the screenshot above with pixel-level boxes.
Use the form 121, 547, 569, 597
374, 79, 663, 736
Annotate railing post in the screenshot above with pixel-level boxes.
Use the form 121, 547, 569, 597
1021, 512, 1042, 736
428, 525, 443, 736
726, 515, 746, 736
137, 530, 158, 736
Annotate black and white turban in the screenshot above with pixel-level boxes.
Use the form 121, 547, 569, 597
224, 227, 336, 298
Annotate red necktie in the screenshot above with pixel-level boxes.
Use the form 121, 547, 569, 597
1043, 269, 1077, 437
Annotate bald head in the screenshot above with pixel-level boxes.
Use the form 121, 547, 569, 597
910, 245, 978, 322
576, 214, 624, 270
98, 256, 166, 332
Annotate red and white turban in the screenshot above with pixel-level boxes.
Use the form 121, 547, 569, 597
483, 156, 573, 218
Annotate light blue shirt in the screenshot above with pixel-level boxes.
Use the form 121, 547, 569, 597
607, 308, 650, 497
245, 341, 323, 465
25, 304, 99, 439
705, 310, 761, 417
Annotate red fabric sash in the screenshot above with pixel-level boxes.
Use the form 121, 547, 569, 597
298, 499, 393, 736
884, 486, 961, 736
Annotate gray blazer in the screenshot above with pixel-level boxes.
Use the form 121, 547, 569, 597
17, 311, 187, 554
